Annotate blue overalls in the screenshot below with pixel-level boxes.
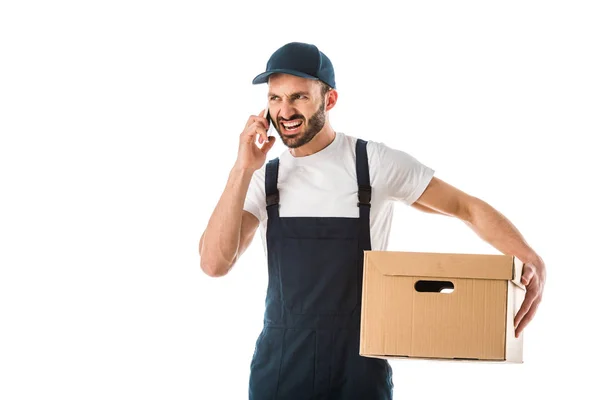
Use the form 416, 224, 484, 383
249, 139, 394, 399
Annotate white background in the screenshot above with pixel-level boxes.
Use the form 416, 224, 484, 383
1, 1, 598, 399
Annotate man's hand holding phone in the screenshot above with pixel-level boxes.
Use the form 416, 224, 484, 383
235, 109, 276, 172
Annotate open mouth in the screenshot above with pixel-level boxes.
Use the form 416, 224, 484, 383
280, 120, 303, 134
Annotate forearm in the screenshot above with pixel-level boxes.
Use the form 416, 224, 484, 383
199, 164, 254, 276
465, 198, 542, 265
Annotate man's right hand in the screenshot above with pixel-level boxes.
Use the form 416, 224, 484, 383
235, 109, 276, 172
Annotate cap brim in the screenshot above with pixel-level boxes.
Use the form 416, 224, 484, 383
252, 69, 319, 85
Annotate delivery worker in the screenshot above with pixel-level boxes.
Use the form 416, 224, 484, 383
199, 42, 546, 400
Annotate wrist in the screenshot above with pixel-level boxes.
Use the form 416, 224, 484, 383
522, 252, 544, 267
232, 160, 254, 172
231, 162, 256, 180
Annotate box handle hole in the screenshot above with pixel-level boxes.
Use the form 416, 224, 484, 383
414, 280, 454, 293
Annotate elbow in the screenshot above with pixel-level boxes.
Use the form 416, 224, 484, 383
461, 197, 495, 231
199, 235, 226, 277
198, 234, 236, 277
460, 195, 484, 224
203, 267, 228, 278
200, 256, 231, 278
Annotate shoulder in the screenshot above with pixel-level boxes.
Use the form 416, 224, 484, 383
337, 132, 404, 166
366, 137, 430, 170
342, 133, 435, 202
336, 132, 378, 157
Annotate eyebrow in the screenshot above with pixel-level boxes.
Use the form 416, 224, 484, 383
268, 91, 310, 98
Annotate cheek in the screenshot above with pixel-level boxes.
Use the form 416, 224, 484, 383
304, 103, 320, 116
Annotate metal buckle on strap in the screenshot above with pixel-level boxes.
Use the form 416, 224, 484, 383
358, 185, 371, 207
266, 193, 280, 207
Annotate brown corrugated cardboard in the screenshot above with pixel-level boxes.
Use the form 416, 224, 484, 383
359, 251, 526, 363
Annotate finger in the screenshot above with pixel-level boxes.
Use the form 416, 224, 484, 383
254, 112, 270, 131
515, 299, 540, 337
245, 110, 268, 129
514, 283, 537, 329
245, 114, 257, 129
241, 122, 268, 144
516, 300, 540, 337
251, 122, 268, 144
260, 136, 276, 154
514, 292, 534, 325
521, 264, 535, 286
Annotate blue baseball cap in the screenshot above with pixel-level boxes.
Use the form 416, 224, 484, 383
252, 42, 336, 89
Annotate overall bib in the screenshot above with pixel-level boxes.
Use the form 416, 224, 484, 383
249, 139, 394, 399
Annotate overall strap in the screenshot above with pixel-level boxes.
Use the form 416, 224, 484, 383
265, 157, 280, 218
355, 138, 372, 249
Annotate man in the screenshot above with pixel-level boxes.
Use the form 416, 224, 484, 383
199, 42, 546, 399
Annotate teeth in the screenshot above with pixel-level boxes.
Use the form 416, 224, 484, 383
283, 121, 301, 129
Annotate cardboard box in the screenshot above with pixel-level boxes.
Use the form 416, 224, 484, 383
359, 251, 526, 362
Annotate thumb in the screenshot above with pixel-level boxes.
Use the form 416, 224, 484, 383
521, 264, 535, 286
261, 136, 276, 154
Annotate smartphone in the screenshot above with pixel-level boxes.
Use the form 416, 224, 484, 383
256, 107, 271, 147
264, 107, 272, 131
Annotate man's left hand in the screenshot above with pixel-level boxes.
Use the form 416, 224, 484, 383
514, 258, 546, 337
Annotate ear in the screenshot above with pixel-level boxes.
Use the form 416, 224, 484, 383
325, 89, 338, 111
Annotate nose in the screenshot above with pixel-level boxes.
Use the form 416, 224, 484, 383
278, 101, 298, 120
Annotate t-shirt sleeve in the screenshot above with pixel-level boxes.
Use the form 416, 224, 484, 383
373, 141, 435, 205
242, 165, 267, 223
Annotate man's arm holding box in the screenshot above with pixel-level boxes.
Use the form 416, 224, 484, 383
413, 176, 546, 338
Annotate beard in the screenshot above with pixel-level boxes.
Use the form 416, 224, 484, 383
273, 100, 326, 149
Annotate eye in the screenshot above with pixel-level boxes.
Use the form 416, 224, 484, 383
269, 96, 280, 101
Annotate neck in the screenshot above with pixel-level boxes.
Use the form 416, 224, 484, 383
289, 123, 336, 158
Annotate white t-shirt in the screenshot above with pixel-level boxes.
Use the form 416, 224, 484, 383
243, 131, 435, 254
